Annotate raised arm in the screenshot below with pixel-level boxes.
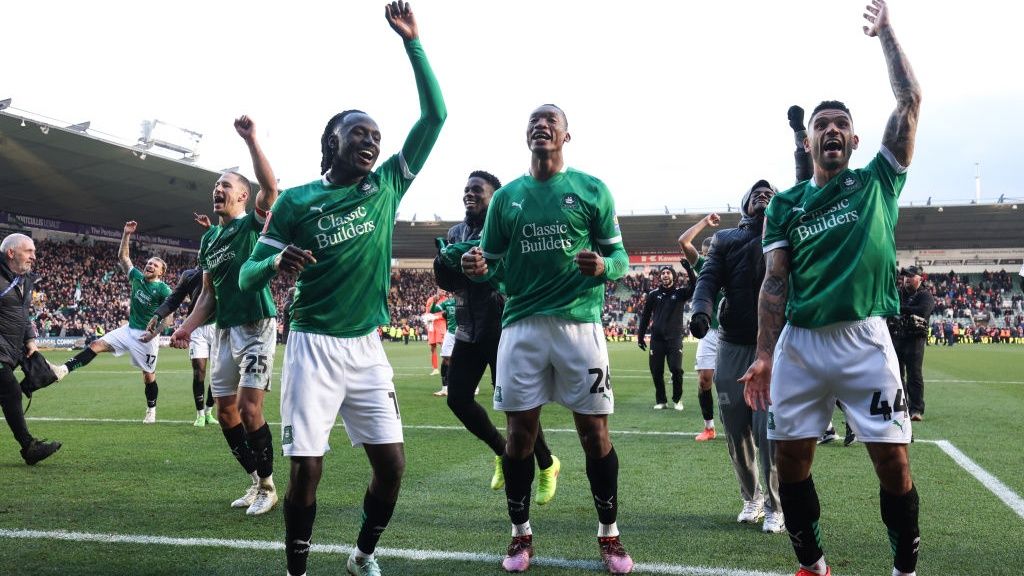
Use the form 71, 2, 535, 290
864, 0, 921, 167
788, 105, 813, 183
234, 115, 279, 214
678, 213, 720, 265
118, 221, 136, 274
739, 247, 791, 411
385, 1, 447, 175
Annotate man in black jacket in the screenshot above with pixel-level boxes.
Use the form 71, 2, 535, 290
637, 263, 695, 410
689, 180, 784, 534
893, 266, 935, 421
433, 170, 559, 504
0, 233, 61, 465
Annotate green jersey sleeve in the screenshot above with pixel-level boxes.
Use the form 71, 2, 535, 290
398, 39, 447, 179
591, 182, 627, 281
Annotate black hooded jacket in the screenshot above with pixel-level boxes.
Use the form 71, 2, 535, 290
0, 260, 38, 368
691, 181, 776, 346
433, 221, 504, 343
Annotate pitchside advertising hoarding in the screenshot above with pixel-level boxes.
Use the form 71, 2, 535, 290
630, 253, 684, 265
0, 211, 198, 250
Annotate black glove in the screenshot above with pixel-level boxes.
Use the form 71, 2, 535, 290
637, 337, 647, 351
689, 313, 710, 339
788, 105, 805, 132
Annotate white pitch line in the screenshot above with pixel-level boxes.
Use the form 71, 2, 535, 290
931, 440, 1024, 520
0, 528, 791, 576
20, 416, 699, 437
14, 418, 1024, 519
63, 368, 1024, 384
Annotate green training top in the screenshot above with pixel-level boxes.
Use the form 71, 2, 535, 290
239, 38, 445, 338
762, 149, 907, 328
127, 268, 171, 330
478, 168, 628, 326
431, 297, 457, 334
199, 212, 277, 328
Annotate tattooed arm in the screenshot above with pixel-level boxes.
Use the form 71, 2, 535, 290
739, 248, 790, 411
864, 0, 921, 167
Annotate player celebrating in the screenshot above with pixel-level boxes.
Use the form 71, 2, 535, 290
462, 104, 632, 574
238, 3, 446, 575
741, 2, 923, 575
171, 115, 281, 516
678, 215, 721, 441
429, 291, 456, 396
60, 221, 170, 423
147, 213, 218, 428
424, 290, 447, 375
433, 170, 560, 502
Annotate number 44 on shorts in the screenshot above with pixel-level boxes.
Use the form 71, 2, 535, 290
870, 389, 908, 421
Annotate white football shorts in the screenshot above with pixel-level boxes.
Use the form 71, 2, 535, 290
494, 316, 613, 415
694, 327, 719, 371
768, 317, 912, 444
189, 323, 216, 360
210, 318, 277, 398
280, 330, 402, 455
440, 331, 456, 357
101, 324, 159, 373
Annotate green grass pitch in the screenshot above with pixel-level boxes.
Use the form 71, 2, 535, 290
1, 341, 1021, 575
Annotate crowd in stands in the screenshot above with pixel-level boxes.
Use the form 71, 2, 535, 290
27, 238, 437, 342
23, 238, 1024, 346
924, 269, 1024, 344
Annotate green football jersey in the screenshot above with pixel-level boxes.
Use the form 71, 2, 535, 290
693, 256, 722, 330
763, 150, 906, 328
199, 212, 277, 328
127, 268, 171, 330
432, 297, 457, 334
259, 155, 411, 338
479, 168, 626, 326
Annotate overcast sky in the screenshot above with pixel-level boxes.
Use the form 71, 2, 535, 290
4, 0, 1022, 220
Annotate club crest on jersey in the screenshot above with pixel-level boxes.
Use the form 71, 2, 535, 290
560, 193, 581, 210
359, 180, 379, 196
840, 174, 861, 192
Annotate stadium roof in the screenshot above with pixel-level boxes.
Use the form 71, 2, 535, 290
0, 110, 220, 242
394, 204, 1024, 259
2, 110, 1022, 258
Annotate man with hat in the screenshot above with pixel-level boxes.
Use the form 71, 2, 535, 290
894, 265, 935, 421
637, 262, 696, 410
689, 179, 785, 534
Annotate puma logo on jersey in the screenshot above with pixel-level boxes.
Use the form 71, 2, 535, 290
309, 203, 327, 214
511, 200, 524, 210
790, 204, 807, 215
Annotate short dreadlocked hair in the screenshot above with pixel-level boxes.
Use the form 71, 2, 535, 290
320, 109, 368, 175
810, 100, 853, 124
468, 170, 502, 191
